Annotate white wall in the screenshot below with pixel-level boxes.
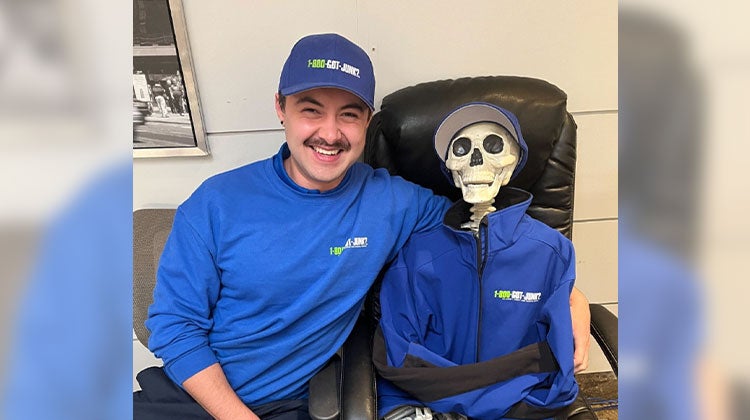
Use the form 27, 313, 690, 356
133, 0, 618, 386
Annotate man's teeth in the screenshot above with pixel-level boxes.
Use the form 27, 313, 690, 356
314, 147, 339, 156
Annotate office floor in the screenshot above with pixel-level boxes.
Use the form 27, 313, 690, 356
576, 371, 618, 419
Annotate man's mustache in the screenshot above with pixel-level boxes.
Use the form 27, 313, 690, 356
304, 138, 351, 152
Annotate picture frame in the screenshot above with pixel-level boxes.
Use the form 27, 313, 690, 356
133, 0, 209, 158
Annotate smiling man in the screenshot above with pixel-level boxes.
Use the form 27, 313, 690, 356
135, 34, 451, 420
134, 33, 591, 420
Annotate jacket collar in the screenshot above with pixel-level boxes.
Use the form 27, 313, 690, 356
444, 187, 532, 247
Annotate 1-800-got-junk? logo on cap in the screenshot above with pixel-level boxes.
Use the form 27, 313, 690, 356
279, 33, 375, 110
307, 58, 361, 78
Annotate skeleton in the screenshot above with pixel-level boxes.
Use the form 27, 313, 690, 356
445, 121, 521, 233
382, 105, 523, 420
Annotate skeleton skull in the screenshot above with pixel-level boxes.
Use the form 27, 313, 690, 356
445, 122, 520, 204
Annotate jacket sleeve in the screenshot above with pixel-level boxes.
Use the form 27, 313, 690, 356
374, 250, 440, 415
377, 252, 431, 369
527, 241, 579, 409
145, 206, 222, 386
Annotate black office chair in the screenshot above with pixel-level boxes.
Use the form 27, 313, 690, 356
363, 76, 618, 419
132, 209, 376, 420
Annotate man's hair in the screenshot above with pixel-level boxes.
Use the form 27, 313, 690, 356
277, 91, 372, 119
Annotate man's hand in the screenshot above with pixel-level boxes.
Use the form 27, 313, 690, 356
570, 287, 591, 373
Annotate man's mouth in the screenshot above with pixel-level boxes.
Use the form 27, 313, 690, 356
304, 139, 350, 158
312, 146, 342, 156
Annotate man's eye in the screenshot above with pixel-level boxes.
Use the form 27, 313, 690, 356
451, 137, 471, 157
483, 134, 504, 154
302, 108, 320, 114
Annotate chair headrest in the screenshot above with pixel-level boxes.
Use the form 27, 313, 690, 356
365, 76, 570, 203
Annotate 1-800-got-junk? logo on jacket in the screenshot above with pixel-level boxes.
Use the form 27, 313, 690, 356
329, 237, 368, 256
493, 289, 542, 303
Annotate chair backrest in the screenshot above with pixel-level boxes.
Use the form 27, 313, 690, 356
364, 76, 577, 238
133, 208, 176, 347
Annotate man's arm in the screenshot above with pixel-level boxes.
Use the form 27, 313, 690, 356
570, 286, 591, 373
183, 363, 260, 420
147, 205, 245, 416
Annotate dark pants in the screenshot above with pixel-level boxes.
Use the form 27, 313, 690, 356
133, 366, 310, 420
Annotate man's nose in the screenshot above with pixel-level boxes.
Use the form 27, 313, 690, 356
318, 115, 343, 142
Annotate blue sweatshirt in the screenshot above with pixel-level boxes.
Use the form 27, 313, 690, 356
146, 144, 450, 406
375, 188, 579, 419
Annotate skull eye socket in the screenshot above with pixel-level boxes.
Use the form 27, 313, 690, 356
451, 137, 472, 157
483, 134, 504, 154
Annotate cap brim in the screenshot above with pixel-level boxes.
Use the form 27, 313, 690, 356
434, 103, 520, 162
280, 82, 375, 111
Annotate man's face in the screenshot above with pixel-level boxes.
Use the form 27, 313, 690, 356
275, 88, 370, 191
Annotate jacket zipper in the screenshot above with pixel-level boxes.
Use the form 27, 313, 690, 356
475, 221, 488, 363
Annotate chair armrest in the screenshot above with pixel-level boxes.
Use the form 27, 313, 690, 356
309, 353, 342, 420
589, 303, 618, 376
566, 395, 598, 420
341, 315, 376, 420
309, 315, 376, 420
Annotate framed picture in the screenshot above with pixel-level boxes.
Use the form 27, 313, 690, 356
133, 0, 209, 157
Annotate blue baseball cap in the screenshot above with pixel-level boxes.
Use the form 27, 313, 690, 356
434, 102, 529, 181
279, 33, 375, 110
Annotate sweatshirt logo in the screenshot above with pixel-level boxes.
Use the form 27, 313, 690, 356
329, 237, 368, 256
494, 289, 541, 303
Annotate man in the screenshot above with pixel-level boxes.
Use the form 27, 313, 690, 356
152, 82, 168, 118
169, 76, 186, 115
134, 33, 590, 420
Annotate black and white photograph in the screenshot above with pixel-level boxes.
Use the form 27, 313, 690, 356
133, 0, 208, 157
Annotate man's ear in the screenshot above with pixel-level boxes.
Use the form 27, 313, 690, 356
274, 93, 285, 122
362, 108, 374, 130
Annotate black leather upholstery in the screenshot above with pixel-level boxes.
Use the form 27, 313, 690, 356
309, 315, 376, 420
340, 316, 377, 420
590, 304, 618, 376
